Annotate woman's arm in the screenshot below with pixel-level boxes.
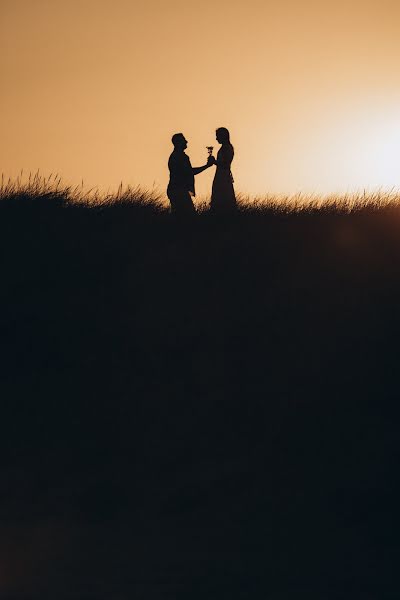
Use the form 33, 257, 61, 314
215, 145, 233, 169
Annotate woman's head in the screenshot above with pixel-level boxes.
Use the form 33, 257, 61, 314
216, 127, 230, 144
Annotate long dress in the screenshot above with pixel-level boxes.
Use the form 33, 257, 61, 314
210, 143, 237, 212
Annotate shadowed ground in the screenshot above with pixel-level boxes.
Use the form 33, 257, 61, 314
0, 188, 399, 598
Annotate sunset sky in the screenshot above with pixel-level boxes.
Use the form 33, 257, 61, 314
1, 0, 400, 197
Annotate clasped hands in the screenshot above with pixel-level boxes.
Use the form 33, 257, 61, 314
207, 155, 216, 166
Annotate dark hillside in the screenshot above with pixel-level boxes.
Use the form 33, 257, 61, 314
0, 189, 399, 598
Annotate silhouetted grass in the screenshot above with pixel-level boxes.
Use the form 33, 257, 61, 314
3, 171, 400, 211
0, 175, 399, 599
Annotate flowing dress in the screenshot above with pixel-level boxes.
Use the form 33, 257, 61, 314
211, 143, 237, 212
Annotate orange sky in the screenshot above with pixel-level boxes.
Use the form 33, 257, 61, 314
1, 0, 400, 197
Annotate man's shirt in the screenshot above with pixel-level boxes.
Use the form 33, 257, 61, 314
168, 150, 195, 196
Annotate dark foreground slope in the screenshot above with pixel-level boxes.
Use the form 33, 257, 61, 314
0, 193, 399, 599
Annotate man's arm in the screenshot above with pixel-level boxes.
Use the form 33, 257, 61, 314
192, 156, 215, 176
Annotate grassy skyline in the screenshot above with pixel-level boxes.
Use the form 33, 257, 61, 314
3, 171, 400, 212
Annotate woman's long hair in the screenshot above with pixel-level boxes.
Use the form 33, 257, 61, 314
216, 127, 230, 143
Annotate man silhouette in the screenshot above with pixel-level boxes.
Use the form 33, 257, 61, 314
167, 133, 214, 214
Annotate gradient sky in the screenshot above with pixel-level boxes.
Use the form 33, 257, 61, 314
1, 0, 400, 197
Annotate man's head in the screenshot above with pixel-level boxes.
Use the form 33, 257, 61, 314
172, 133, 188, 151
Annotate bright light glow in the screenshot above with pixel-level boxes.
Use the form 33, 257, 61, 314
2, 0, 400, 197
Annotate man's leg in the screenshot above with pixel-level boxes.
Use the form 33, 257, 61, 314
168, 189, 195, 215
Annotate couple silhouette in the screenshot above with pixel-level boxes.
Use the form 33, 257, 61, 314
167, 127, 237, 215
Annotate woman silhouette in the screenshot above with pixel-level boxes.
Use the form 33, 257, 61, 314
210, 127, 237, 213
